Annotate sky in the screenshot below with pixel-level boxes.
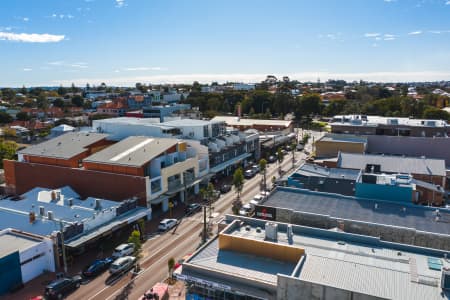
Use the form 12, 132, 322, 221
1, 0, 450, 87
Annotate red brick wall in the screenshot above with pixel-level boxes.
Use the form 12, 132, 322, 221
6, 160, 147, 206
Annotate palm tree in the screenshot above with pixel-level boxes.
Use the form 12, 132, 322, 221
259, 158, 267, 192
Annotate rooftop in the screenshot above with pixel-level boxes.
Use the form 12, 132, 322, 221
211, 116, 292, 127
330, 114, 449, 128
0, 231, 43, 258
83, 136, 179, 167
318, 133, 368, 143
293, 162, 360, 180
19, 132, 108, 159
262, 187, 450, 236
184, 216, 450, 300
338, 152, 446, 176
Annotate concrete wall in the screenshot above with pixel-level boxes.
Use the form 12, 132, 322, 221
273, 208, 450, 250
277, 274, 386, 300
355, 182, 413, 204
315, 140, 365, 158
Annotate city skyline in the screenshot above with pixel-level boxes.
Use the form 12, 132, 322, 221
1, 0, 450, 86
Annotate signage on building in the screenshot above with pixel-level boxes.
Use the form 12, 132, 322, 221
255, 205, 276, 220
175, 273, 231, 291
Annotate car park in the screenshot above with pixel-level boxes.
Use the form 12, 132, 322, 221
44, 275, 82, 300
158, 218, 178, 231
109, 256, 136, 275
112, 243, 135, 259
220, 184, 232, 193
82, 257, 114, 278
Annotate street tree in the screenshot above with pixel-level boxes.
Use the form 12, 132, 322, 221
127, 230, 142, 260
232, 168, 244, 214
168, 257, 175, 280
259, 158, 267, 192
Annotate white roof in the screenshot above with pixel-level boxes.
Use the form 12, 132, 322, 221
212, 116, 292, 127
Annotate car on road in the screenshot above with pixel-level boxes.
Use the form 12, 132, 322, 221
112, 243, 135, 259
44, 275, 82, 300
185, 203, 201, 215
251, 165, 260, 174
109, 256, 136, 275
158, 218, 178, 231
219, 184, 232, 193
267, 155, 276, 163
244, 169, 256, 179
296, 143, 304, 151
239, 204, 254, 217
82, 257, 114, 278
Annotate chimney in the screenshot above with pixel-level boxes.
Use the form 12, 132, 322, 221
29, 211, 36, 224
47, 211, 54, 221
39, 206, 45, 216
51, 190, 56, 201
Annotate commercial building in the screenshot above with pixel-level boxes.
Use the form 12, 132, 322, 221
254, 187, 450, 250
314, 133, 367, 158
142, 103, 191, 122
0, 229, 55, 295
330, 114, 449, 137
211, 116, 294, 135
337, 152, 447, 188
287, 162, 360, 196
177, 215, 450, 300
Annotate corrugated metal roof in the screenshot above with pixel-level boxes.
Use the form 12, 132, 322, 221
338, 152, 446, 176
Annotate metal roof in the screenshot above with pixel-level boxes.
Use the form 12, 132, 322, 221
293, 162, 360, 180
211, 116, 292, 127
318, 133, 367, 144
83, 136, 179, 167
19, 132, 108, 159
0, 232, 42, 258
338, 152, 446, 176
263, 188, 450, 236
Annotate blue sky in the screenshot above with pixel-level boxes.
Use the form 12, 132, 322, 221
1, 0, 450, 86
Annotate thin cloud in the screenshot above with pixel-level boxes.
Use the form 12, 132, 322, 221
124, 66, 166, 71
0, 32, 65, 43
47, 61, 89, 69
23, 68, 32, 72
408, 31, 422, 35
115, 0, 126, 8
23, 17, 29, 22
446, 1, 450, 5
364, 33, 380, 37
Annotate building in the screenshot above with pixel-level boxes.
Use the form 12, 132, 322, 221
330, 114, 449, 137
356, 173, 445, 206
337, 152, 447, 188
50, 124, 76, 137
0, 229, 55, 295
4, 133, 208, 210
314, 133, 367, 158
142, 103, 191, 122
177, 215, 450, 300
211, 116, 294, 135
254, 187, 450, 250
232, 83, 256, 91
92, 117, 260, 176
0, 186, 149, 262
287, 163, 360, 196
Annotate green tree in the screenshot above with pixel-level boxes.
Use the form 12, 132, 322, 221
57, 85, 67, 96
15, 111, 30, 121
232, 168, 244, 214
127, 230, 142, 260
53, 98, 65, 108
259, 158, 267, 192
0, 140, 18, 168
0, 112, 13, 124
422, 107, 450, 121
71, 95, 84, 107
168, 257, 175, 280
36, 94, 49, 109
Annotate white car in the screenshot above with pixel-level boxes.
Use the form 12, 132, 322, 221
112, 243, 135, 259
239, 204, 253, 216
109, 256, 136, 275
158, 218, 178, 231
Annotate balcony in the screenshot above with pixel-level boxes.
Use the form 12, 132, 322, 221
168, 179, 182, 191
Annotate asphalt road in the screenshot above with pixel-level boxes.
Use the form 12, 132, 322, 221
67, 130, 322, 300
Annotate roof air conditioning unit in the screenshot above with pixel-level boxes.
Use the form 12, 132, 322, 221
265, 222, 278, 241
47, 211, 54, 221
39, 206, 45, 216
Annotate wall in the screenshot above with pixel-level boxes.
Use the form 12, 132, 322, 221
19, 237, 55, 283
5, 160, 148, 206
315, 140, 365, 158
160, 156, 198, 192
355, 182, 413, 204
0, 251, 22, 295
83, 161, 144, 176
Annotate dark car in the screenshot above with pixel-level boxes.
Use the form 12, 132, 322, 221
267, 155, 276, 163
44, 275, 82, 300
244, 169, 256, 179
185, 203, 202, 215
220, 184, 232, 193
82, 257, 114, 278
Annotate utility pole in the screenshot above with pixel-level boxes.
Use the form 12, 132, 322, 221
202, 205, 207, 244
59, 220, 68, 274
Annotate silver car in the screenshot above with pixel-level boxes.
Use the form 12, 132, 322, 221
109, 256, 136, 275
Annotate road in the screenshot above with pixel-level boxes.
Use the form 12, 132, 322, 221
68, 130, 322, 300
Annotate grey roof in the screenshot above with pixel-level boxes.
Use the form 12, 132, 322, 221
318, 133, 367, 144
0, 232, 41, 258
338, 152, 446, 176
83, 136, 178, 167
294, 163, 360, 180
19, 132, 108, 159
162, 118, 222, 127
263, 188, 450, 236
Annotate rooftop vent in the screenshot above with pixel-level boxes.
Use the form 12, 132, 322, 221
39, 206, 45, 216
265, 222, 278, 241
245, 225, 251, 231
47, 211, 54, 221
256, 227, 262, 233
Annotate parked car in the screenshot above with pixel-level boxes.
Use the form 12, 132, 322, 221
267, 155, 276, 163
158, 218, 178, 231
244, 169, 256, 179
239, 204, 254, 216
109, 256, 136, 275
251, 165, 260, 174
44, 276, 82, 300
82, 257, 114, 278
220, 184, 232, 193
296, 143, 304, 151
185, 203, 201, 215
112, 243, 135, 259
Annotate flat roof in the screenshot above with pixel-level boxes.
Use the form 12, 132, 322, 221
19, 132, 108, 159
338, 152, 446, 176
263, 188, 450, 236
83, 136, 178, 167
330, 115, 449, 128
318, 133, 367, 143
293, 162, 360, 180
184, 216, 449, 300
212, 116, 292, 127
0, 232, 42, 258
